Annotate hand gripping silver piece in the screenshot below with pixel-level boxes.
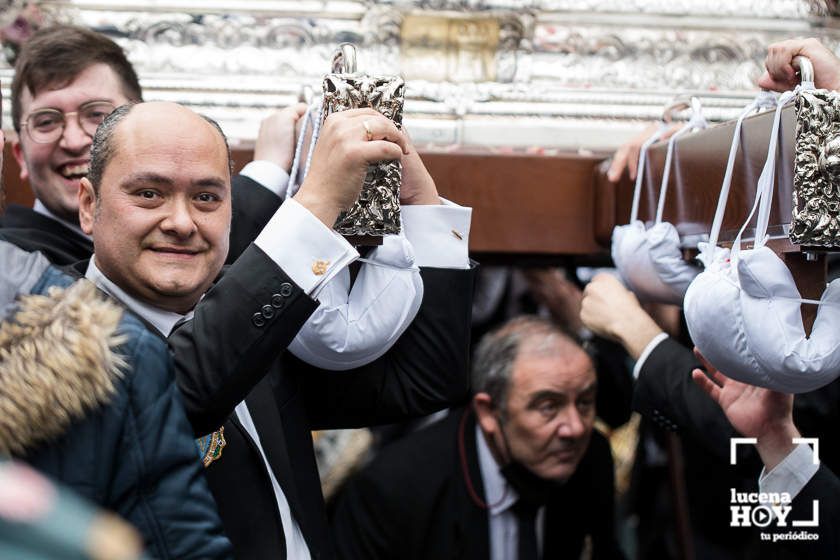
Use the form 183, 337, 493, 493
322, 43, 405, 237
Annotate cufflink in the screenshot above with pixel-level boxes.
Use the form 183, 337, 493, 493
312, 260, 330, 275
451, 229, 463, 240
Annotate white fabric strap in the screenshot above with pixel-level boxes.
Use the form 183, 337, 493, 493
629, 122, 669, 223
732, 88, 800, 260
303, 104, 323, 181
356, 256, 420, 273
286, 102, 314, 200
705, 91, 778, 261
754, 90, 799, 249
286, 100, 324, 201
655, 98, 708, 225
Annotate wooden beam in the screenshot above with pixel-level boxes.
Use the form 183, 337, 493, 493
3, 143, 610, 258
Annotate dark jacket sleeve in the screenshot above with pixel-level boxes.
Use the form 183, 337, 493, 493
301, 263, 478, 430
330, 454, 413, 560
228, 174, 283, 264
117, 319, 233, 559
590, 336, 633, 429
587, 432, 625, 560
759, 465, 840, 558
169, 244, 318, 436
632, 336, 738, 462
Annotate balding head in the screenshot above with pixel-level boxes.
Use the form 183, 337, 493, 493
472, 316, 592, 412
87, 102, 232, 194
78, 101, 233, 314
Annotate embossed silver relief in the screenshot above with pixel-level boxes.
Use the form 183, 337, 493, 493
791, 89, 840, 247
8, 0, 839, 150
322, 47, 405, 236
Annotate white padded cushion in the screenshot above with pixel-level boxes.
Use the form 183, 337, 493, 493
685, 246, 840, 393
612, 221, 699, 306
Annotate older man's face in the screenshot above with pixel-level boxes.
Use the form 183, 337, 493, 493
79, 103, 231, 314
497, 348, 597, 482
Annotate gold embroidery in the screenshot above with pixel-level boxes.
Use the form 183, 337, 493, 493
197, 427, 227, 468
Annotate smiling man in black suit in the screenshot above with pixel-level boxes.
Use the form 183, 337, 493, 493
74, 100, 475, 560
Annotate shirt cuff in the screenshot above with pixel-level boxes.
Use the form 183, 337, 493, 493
240, 160, 290, 197
401, 197, 471, 269
632, 332, 670, 379
758, 443, 820, 502
254, 198, 358, 296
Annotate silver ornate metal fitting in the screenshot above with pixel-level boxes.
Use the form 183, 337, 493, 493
791, 87, 840, 247
322, 43, 405, 237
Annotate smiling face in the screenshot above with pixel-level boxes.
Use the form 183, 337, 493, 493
13, 63, 128, 223
78, 102, 232, 314
476, 336, 597, 482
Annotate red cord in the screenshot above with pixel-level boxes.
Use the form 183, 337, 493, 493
458, 408, 508, 510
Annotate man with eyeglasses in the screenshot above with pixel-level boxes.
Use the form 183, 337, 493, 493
0, 24, 304, 269
0, 25, 139, 264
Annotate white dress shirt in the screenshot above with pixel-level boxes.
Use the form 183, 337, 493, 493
758, 442, 820, 501
243, 160, 471, 370
632, 332, 670, 379
476, 426, 545, 560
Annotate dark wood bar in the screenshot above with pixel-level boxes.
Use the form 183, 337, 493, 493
2, 142, 611, 259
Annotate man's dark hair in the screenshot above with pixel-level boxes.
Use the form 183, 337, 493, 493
12, 24, 142, 133
471, 316, 584, 416
87, 103, 233, 194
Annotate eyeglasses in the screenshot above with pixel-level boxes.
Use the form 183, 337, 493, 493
21, 101, 116, 144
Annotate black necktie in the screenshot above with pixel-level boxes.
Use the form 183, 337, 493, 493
513, 499, 539, 560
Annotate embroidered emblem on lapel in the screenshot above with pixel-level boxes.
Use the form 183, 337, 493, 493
197, 426, 226, 468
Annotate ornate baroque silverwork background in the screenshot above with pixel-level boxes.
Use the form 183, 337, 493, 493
1, 0, 840, 149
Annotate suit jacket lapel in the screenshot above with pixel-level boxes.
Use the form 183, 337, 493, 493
457, 409, 492, 560
244, 376, 308, 537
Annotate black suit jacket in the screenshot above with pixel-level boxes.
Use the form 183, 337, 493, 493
331, 408, 624, 560
771, 465, 840, 558
0, 204, 93, 265
170, 175, 477, 559
228, 173, 281, 264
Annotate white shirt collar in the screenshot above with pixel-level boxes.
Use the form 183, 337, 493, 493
85, 257, 192, 337
476, 424, 519, 515
32, 199, 91, 240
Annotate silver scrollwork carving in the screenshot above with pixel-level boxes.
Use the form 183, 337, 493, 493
4, 0, 838, 150
791, 89, 840, 247
322, 58, 405, 236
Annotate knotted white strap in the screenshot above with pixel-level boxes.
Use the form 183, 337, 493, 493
654, 97, 708, 225
700, 91, 778, 266
731, 86, 806, 261
629, 122, 669, 224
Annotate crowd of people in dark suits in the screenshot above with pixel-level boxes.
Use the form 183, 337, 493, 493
0, 22, 839, 560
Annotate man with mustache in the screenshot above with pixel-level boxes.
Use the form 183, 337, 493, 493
331, 316, 624, 560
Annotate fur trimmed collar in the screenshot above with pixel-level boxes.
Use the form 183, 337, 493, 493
0, 280, 126, 455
